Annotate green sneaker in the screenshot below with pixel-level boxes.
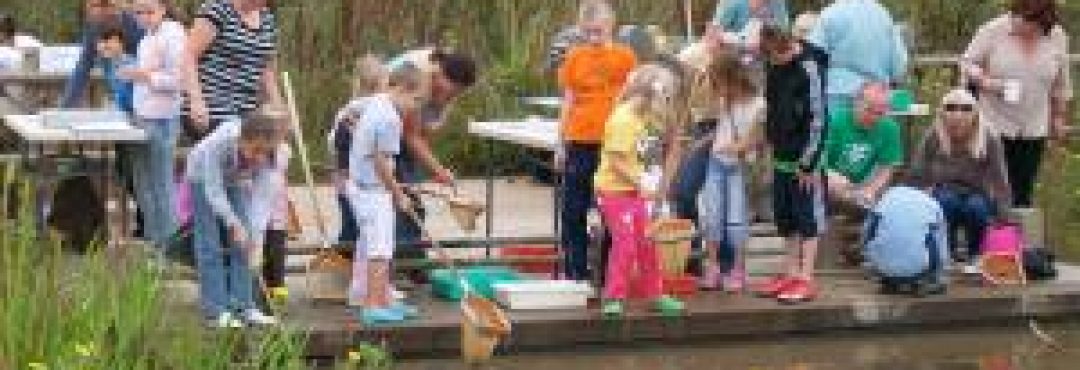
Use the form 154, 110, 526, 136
653, 295, 685, 316
601, 300, 625, 318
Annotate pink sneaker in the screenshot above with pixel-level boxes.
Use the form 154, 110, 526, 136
698, 265, 722, 290
722, 268, 747, 293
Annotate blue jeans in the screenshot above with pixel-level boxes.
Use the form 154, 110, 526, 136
560, 144, 600, 280
130, 117, 178, 245
672, 141, 728, 271
700, 160, 747, 270
932, 186, 995, 261
192, 183, 255, 318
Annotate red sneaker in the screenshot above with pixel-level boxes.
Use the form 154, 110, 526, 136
753, 275, 792, 298
776, 278, 818, 304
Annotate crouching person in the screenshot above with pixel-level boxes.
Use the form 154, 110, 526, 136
188, 105, 288, 329
862, 182, 949, 296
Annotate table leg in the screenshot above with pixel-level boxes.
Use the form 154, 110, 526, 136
485, 136, 495, 257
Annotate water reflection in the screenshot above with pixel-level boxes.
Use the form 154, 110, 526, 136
397, 323, 1079, 370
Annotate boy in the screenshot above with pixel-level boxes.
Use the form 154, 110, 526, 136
187, 105, 288, 328
756, 26, 828, 303
347, 62, 425, 325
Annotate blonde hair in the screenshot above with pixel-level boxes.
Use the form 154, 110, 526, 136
352, 55, 388, 97
691, 52, 756, 112
578, 0, 615, 24
618, 63, 687, 129
933, 88, 988, 159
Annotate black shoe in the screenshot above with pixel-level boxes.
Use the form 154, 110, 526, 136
912, 281, 947, 297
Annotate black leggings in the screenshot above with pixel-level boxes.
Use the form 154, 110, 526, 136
1001, 138, 1045, 208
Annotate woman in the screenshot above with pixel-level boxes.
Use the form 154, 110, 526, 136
912, 89, 1011, 273
960, 0, 1071, 208
186, 0, 281, 134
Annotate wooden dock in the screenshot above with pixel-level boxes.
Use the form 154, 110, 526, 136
290, 266, 1080, 360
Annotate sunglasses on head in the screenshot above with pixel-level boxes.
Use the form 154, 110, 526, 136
944, 103, 974, 112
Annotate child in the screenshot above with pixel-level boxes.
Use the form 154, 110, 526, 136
96, 24, 135, 114
346, 62, 424, 325
756, 26, 829, 303
594, 64, 686, 318
121, 0, 185, 252
698, 53, 764, 292
330, 56, 388, 246
557, 0, 638, 281
187, 105, 288, 328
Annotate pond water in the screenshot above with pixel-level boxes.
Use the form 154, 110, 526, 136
398, 322, 1080, 370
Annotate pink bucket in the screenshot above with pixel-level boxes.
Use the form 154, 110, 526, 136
981, 222, 1024, 256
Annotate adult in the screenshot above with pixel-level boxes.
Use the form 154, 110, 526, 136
808, 0, 907, 110
61, 0, 144, 109
389, 48, 477, 248
911, 89, 1010, 271
959, 0, 1071, 208
185, 0, 281, 134
824, 82, 903, 209
709, 0, 789, 37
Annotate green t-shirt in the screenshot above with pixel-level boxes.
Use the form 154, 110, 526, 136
824, 107, 904, 184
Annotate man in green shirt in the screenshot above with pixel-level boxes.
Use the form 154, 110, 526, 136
825, 82, 904, 208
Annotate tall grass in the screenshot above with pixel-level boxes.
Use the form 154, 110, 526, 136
0, 163, 309, 369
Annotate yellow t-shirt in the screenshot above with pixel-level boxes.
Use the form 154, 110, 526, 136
594, 104, 656, 192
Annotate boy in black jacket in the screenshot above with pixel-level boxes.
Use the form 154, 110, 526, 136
754, 25, 829, 303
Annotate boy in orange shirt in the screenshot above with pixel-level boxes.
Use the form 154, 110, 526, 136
557, 0, 637, 281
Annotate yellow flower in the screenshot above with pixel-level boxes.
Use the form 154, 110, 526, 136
74, 343, 96, 357
28, 363, 47, 370
347, 351, 364, 362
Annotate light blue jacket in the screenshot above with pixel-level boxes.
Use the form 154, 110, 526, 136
186, 121, 285, 244
864, 186, 949, 279
711, 0, 790, 32
808, 0, 908, 98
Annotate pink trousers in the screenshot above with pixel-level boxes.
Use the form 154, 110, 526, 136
598, 194, 662, 300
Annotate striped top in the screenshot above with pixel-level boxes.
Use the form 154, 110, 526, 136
193, 0, 278, 123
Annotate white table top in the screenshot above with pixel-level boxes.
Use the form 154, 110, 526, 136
468, 104, 930, 152
3, 114, 146, 143
468, 118, 560, 151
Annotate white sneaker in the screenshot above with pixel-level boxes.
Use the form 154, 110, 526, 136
962, 263, 981, 275
241, 309, 278, 326
209, 312, 244, 329
391, 287, 407, 301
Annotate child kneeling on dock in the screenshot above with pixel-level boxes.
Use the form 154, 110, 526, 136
187, 106, 288, 329
863, 182, 949, 296
595, 64, 687, 318
345, 61, 425, 325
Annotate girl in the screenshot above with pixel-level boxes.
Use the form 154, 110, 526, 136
594, 64, 687, 318
698, 54, 764, 293
187, 105, 288, 328
121, 0, 185, 251
346, 62, 424, 325
557, 0, 638, 281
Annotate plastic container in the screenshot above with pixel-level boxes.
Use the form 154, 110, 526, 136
430, 267, 522, 301
493, 280, 592, 310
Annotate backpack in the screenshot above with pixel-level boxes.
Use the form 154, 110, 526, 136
862, 187, 948, 281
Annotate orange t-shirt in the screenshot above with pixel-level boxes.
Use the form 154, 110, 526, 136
558, 43, 638, 143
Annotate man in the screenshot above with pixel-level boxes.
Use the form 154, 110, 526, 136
61, 0, 144, 108
390, 48, 478, 251
824, 82, 904, 209
808, 0, 907, 110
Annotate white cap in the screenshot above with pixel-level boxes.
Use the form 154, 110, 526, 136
941, 88, 977, 106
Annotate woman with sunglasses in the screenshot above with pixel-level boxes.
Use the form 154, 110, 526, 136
960, 0, 1071, 209
911, 89, 1011, 274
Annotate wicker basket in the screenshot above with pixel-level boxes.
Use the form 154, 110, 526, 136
980, 253, 1026, 286
460, 294, 511, 364
649, 218, 695, 276
306, 250, 352, 302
